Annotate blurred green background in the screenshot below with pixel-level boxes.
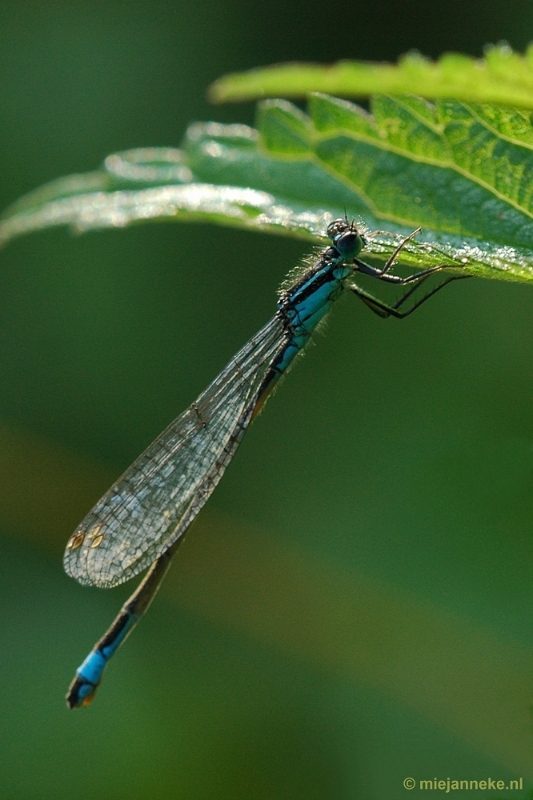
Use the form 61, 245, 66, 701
1, 1, 533, 798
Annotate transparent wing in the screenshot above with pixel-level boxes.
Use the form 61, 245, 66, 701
64, 314, 287, 588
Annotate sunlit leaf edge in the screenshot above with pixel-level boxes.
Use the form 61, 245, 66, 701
209, 43, 533, 110
2, 96, 533, 284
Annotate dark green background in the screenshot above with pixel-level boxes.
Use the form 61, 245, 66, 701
0, 1, 532, 798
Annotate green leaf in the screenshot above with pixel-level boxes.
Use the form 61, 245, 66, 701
3, 96, 533, 282
209, 44, 533, 110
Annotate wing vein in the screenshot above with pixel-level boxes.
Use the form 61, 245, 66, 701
64, 314, 287, 587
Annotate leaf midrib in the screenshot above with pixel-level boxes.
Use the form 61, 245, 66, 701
309, 119, 533, 223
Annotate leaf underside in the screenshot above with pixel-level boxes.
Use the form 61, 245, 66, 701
3, 94, 533, 283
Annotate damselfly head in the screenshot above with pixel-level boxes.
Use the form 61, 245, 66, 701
327, 219, 365, 260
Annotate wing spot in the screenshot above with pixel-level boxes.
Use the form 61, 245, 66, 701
68, 531, 85, 549
192, 402, 207, 428
90, 533, 105, 549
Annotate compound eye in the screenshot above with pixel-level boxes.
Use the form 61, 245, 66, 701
335, 230, 364, 259
326, 219, 345, 239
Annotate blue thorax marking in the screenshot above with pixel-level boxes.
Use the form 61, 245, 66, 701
275, 253, 353, 374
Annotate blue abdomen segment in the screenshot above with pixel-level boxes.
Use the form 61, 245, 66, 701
67, 612, 137, 707
71, 651, 107, 705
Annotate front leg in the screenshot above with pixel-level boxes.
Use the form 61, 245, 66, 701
355, 228, 458, 286
350, 273, 470, 319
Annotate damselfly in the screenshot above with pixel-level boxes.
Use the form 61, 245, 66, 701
64, 219, 464, 708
